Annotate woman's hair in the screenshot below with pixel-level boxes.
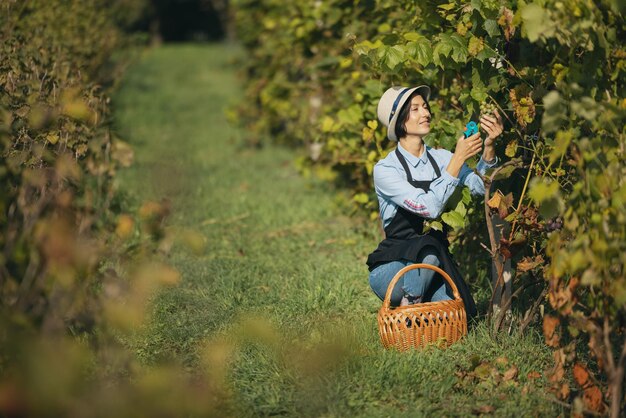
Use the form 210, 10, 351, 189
394, 91, 433, 140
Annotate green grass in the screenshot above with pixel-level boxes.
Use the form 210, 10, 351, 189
112, 43, 563, 417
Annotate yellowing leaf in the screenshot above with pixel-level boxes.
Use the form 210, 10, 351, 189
468, 36, 484, 56
46, 133, 60, 145
377, 23, 391, 33
528, 178, 559, 204
352, 192, 369, 204
437, 3, 456, 11
456, 22, 468, 36
321, 116, 336, 132
473, 362, 493, 379
549, 129, 573, 164
339, 57, 353, 69
403, 32, 421, 41
428, 221, 443, 231
520, 3, 556, 42
487, 191, 503, 209
115, 214, 135, 239
505, 140, 518, 157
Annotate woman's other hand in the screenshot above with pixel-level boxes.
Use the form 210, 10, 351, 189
480, 111, 503, 146
480, 110, 503, 162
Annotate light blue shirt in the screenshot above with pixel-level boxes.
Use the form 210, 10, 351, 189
373, 143, 498, 228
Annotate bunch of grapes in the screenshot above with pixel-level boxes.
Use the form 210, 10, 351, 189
545, 217, 564, 231
480, 101, 497, 117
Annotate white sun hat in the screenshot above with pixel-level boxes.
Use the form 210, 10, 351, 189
377, 85, 431, 141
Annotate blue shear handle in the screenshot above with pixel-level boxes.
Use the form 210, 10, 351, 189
464, 121, 478, 138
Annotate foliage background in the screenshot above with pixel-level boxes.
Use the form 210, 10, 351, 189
0, 0, 624, 416
230, 0, 625, 415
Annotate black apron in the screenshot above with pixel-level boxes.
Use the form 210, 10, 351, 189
367, 148, 477, 318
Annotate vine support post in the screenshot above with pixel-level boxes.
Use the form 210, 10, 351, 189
490, 213, 512, 330
482, 160, 522, 332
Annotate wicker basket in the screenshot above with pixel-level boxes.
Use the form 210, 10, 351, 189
377, 263, 467, 351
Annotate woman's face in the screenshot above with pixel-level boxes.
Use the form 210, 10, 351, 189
403, 94, 431, 137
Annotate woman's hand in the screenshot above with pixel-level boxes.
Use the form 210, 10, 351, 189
480, 111, 504, 146
447, 132, 483, 178
455, 132, 483, 161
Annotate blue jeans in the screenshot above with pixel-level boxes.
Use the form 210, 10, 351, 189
369, 248, 452, 307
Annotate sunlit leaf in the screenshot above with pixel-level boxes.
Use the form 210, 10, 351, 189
520, 3, 556, 42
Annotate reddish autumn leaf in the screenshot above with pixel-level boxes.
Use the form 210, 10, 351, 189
516, 255, 545, 272
543, 315, 560, 347
547, 280, 577, 314
527, 371, 541, 379
557, 382, 571, 400
498, 192, 514, 219
583, 385, 604, 413
499, 235, 527, 259
572, 363, 590, 388
495, 356, 509, 368
499, 244, 512, 259
503, 365, 519, 381
548, 349, 566, 383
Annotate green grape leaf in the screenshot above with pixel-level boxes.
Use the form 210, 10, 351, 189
406, 38, 433, 66
493, 165, 518, 181
403, 32, 421, 41
549, 129, 573, 164
542, 91, 567, 134
448, 33, 469, 63
528, 178, 559, 204
442, 209, 466, 231
520, 3, 556, 42
484, 19, 500, 37
337, 104, 362, 126
353, 192, 369, 204
424, 220, 444, 233
437, 3, 456, 11
433, 37, 453, 67
462, 186, 471, 204
378, 45, 405, 71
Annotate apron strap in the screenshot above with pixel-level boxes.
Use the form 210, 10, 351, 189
394, 147, 441, 190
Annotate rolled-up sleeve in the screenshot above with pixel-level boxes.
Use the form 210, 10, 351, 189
374, 162, 460, 220
458, 156, 499, 196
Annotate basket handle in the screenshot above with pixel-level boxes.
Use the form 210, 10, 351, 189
382, 263, 462, 309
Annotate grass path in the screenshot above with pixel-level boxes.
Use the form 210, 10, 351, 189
113, 43, 562, 417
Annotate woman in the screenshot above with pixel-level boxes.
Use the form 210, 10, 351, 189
367, 85, 503, 318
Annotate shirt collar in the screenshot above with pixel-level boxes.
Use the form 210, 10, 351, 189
397, 142, 429, 167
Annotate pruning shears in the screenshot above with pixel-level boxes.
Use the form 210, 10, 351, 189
464, 121, 478, 138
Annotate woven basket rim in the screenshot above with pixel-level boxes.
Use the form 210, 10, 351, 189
381, 297, 465, 312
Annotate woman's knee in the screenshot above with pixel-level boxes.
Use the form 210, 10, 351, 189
369, 261, 407, 306
369, 261, 406, 302
419, 247, 441, 267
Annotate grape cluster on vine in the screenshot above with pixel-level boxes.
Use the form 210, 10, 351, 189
545, 217, 563, 232
480, 101, 497, 118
